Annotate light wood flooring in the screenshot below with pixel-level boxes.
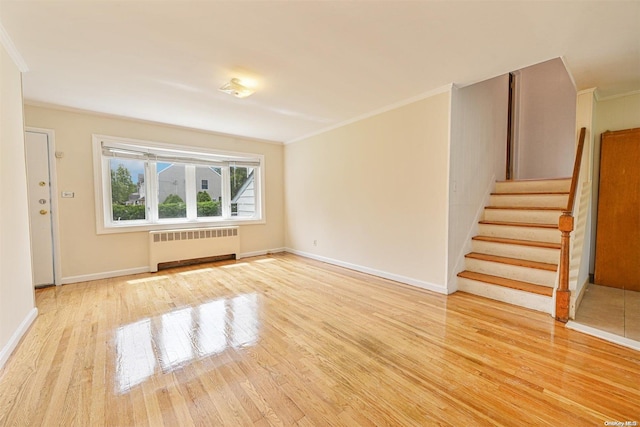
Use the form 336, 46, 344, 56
0, 253, 638, 426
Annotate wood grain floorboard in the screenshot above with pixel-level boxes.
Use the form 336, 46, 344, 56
0, 253, 638, 426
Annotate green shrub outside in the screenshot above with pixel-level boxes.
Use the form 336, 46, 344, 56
112, 204, 145, 221
197, 200, 220, 217
163, 194, 184, 204
158, 202, 186, 218
197, 191, 212, 202
111, 200, 221, 221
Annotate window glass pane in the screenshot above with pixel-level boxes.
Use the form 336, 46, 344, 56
157, 163, 186, 219
196, 166, 222, 218
110, 158, 146, 221
230, 166, 256, 217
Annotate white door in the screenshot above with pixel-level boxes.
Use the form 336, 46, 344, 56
25, 131, 55, 286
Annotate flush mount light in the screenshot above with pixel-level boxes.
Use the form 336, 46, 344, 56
218, 78, 255, 98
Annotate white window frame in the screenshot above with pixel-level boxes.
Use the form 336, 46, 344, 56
92, 134, 265, 234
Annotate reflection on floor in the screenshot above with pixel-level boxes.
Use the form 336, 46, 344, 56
575, 283, 640, 341
115, 293, 259, 393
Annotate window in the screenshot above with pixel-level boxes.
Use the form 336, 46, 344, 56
230, 165, 256, 217
157, 163, 187, 220
196, 167, 221, 219
93, 135, 264, 233
109, 158, 147, 221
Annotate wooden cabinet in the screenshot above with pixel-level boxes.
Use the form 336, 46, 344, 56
594, 128, 640, 290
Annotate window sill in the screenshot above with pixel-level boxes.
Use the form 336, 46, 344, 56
96, 217, 266, 235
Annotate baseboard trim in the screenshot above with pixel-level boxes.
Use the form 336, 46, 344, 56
571, 277, 590, 319
61, 248, 288, 283
285, 248, 447, 295
61, 267, 150, 284
566, 321, 640, 352
0, 307, 38, 370
237, 248, 286, 259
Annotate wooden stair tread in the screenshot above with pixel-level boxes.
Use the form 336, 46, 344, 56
485, 206, 564, 211
491, 191, 569, 195
479, 220, 558, 229
495, 177, 571, 183
465, 252, 558, 271
457, 271, 554, 296
472, 235, 561, 250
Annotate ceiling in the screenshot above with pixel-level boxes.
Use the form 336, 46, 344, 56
1, 1, 638, 143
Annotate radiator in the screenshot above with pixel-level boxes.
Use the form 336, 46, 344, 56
149, 226, 240, 272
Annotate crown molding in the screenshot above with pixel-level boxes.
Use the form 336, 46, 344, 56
0, 23, 28, 72
577, 87, 597, 98
286, 83, 453, 145
24, 100, 284, 145
560, 56, 577, 91
597, 89, 640, 102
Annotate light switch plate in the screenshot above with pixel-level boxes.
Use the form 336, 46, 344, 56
61, 191, 74, 198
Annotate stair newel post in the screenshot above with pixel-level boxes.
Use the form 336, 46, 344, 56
556, 127, 585, 323
556, 212, 573, 322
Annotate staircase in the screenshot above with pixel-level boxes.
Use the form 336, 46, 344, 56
457, 178, 571, 314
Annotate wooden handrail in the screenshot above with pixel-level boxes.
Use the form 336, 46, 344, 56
556, 127, 586, 323
565, 127, 587, 214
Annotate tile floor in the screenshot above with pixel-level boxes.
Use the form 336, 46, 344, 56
575, 283, 640, 341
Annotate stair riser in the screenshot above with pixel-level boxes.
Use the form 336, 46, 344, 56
471, 240, 560, 264
495, 179, 571, 193
457, 277, 553, 314
489, 194, 568, 208
483, 209, 561, 225
478, 224, 561, 244
464, 258, 557, 287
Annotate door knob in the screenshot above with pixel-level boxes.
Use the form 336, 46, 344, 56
39, 181, 47, 187
39, 209, 48, 215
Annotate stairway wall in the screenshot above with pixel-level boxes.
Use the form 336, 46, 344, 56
513, 58, 576, 179
448, 75, 508, 292
570, 89, 597, 317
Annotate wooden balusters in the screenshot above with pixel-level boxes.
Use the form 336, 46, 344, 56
555, 127, 586, 322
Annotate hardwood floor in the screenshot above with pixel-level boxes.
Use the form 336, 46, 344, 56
0, 253, 638, 426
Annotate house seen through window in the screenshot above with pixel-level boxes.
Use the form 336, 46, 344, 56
95, 135, 263, 232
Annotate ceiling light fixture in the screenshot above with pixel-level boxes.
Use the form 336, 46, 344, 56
219, 78, 255, 98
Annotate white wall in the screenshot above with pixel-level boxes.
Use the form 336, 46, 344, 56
0, 42, 36, 368
284, 89, 451, 293
595, 92, 640, 134
448, 75, 509, 289
570, 89, 596, 317
589, 91, 640, 273
515, 58, 577, 179
24, 105, 285, 283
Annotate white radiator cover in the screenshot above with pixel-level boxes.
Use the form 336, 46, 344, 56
149, 226, 239, 272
